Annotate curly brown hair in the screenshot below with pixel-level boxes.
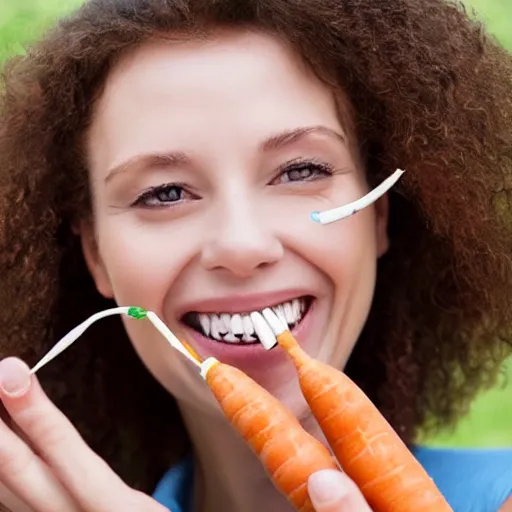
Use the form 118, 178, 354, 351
0, 0, 511, 493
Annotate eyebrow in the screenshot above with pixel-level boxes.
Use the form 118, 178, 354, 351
260, 125, 346, 152
104, 125, 346, 183
105, 152, 190, 183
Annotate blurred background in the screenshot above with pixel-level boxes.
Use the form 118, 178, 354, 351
0, 0, 511, 449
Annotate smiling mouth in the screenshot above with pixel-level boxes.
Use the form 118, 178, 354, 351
181, 296, 313, 347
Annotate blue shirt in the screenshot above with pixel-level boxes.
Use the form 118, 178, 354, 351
152, 446, 512, 511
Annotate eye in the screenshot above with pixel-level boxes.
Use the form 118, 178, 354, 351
131, 183, 195, 208
273, 160, 334, 185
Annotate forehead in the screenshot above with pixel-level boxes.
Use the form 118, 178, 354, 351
87, 29, 344, 172
102, 28, 330, 100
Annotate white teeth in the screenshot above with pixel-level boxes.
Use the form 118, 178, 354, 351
222, 332, 239, 343
210, 320, 221, 340
262, 308, 286, 336
199, 314, 210, 337
274, 304, 289, 328
292, 299, 300, 319
284, 302, 295, 324
231, 314, 244, 335
212, 314, 224, 334
220, 313, 231, 333
242, 315, 254, 336
250, 311, 278, 350
192, 297, 308, 346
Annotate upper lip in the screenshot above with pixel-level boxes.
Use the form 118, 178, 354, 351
177, 289, 313, 318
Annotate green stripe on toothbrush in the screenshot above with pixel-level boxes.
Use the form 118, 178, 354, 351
127, 307, 148, 319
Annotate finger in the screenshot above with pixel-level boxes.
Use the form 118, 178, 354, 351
0, 401, 37, 451
308, 469, 372, 512
0, 358, 151, 512
0, 479, 35, 512
0, 407, 79, 512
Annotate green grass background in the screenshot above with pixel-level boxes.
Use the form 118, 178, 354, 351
0, 0, 511, 449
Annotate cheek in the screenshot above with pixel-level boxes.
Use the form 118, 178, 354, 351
290, 208, 379, 364
95, 219, 199, 308
323, 216, 377, 288
326, 211, 379, 313
95, 220, 212, 402
289, 207, 379, 290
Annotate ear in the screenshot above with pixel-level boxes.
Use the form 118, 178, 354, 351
374, 194, 390, 257
78, 221, 115, 299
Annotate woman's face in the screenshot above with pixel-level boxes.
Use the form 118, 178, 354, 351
82, 29, 389, 416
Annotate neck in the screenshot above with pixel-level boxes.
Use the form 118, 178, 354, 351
177, 379, 328, 512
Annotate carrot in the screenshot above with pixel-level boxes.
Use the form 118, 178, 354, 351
261, 308, 452, 512
200, 358, 339, 512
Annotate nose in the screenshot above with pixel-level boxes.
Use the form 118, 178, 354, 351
200, 202, 284, 278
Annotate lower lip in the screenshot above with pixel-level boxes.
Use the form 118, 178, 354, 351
183, 301, 316, 371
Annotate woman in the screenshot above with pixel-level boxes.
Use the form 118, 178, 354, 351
0, 0, 511, 510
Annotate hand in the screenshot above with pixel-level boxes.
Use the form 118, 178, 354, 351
0, 357, 168, 512
308, 469, 373, 512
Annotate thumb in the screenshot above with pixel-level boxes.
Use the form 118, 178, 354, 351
308, 469, 372, 511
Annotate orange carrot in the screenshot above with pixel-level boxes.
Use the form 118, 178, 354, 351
200, 358, 339, 512
262, 312, 452, 512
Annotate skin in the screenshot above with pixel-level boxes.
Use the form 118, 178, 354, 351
81, 28, 388, 511
83, 29, 387, 404
0, 28, 405, 512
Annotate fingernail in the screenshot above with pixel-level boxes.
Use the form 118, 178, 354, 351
308, 469, 347, 504
0, 358, 31, 397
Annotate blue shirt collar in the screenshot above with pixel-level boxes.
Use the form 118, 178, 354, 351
152, 454, 194, 512
152, 446, 512, 511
